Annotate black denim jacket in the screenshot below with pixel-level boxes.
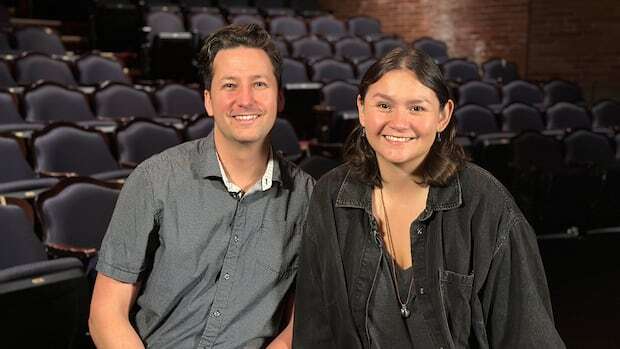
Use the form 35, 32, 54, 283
293, 163, 565, 348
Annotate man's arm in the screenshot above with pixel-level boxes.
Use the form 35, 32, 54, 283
266, 301, 294, 349
89, 273, 144, 349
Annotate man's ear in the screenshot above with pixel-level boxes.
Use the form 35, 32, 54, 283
204, 89, 213, 116
438, 99, 454, 132
277, 89, 285, 113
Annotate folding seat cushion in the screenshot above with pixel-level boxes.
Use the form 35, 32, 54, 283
15, 53, 77, 86
14, 27, 65, 56
311, 58, 355, 83
413, 37, 448, 64
0, 198, 47, 269
546, 102, 591, 131
501, 102, 544, 132
0, 136, 59, 194
76, 54, 130, 85
482, 58, 519, 84
154, 83, 204, 117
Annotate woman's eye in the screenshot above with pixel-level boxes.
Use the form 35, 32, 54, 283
410, 105, 424, 112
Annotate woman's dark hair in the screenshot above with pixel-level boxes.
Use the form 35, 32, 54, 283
197, 24, 282, 90
344, 46, 467, 187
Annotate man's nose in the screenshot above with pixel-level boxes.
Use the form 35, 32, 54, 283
236, 84, 255, 107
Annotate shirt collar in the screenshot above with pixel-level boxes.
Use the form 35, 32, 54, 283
335, 167, 463, 219
216, 148, 274, 194
193, 132, 281, 189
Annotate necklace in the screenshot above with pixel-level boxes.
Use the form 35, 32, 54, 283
379, 186, 415, 319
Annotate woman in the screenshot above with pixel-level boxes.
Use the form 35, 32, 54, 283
293, 47, 564, 348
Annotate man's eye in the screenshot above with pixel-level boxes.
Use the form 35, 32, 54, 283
254, 81, 268, 88
376, 103, 391, 111
223, 83, 236, 89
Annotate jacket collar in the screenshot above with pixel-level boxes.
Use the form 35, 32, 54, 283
192, 132, 284, 186
335, 167, 463, 220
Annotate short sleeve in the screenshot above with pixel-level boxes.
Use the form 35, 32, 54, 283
96, 163, 161, 283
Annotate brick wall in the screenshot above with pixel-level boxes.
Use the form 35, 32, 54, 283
319, 0, 620, 101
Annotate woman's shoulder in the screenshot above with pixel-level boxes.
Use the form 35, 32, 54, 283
457, 162, 515, 202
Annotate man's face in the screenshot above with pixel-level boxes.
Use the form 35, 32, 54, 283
204, 47, 279, 148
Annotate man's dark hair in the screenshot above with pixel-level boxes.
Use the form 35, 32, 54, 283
197, 24, 282, 90
344, 46, 467, 187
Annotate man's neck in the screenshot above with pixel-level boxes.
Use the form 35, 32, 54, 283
214, 131, 270, 192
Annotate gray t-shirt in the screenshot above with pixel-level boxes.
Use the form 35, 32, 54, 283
96, 133, 314, 348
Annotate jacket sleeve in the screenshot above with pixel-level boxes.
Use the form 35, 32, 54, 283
292, 185, 338, 348
481, 216, 566, 348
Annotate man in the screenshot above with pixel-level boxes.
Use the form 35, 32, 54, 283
89, 24, 314, 349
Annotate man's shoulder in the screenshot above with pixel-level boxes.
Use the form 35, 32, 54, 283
139, 138, 209, 175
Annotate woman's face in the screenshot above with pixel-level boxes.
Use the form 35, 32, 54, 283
357, 69, 453, 174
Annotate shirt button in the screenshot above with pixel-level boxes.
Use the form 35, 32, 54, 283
213, 310, 221, 317
233, 235, 239, 243
223, 273, 230, 280
417, 228, 423, 235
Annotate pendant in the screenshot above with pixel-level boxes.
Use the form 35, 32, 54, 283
400, 304, 411, 318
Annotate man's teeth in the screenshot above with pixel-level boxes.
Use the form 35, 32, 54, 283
384, 135, 414, 142
235, 114, 259, 121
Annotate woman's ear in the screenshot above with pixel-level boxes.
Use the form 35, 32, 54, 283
357, 95, 366, 127
437, 99, 454, 132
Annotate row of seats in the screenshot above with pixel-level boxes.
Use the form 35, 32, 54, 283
0, 52, 129, 88
0, 81, 204, 131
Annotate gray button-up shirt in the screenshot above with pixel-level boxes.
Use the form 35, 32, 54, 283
96, 133, 314, 348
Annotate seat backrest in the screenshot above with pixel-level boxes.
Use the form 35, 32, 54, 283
373, 37, 405, 58
230, 14, 265, 27
36, 178, 121, 251
501, 102, 544, 132
154, 83, 204, 117
413, 37, 448, 63
501, 80, 543, 107
270, 16, 307, 39
443, 59, 480, 84
0, 59, 16, 88
355, 58, 376, 79
511, 130, 564, 173
14, 27, 66, 56
321, 80, 358, 112
189, 12, 226, 38
291, 36, 332, 61
543, 80, 583, 108
591, 99, 620, 129
347, 16, 381, 36
482, 58, 519, 84
0, 136, 37, 183
457, 81, 500, 107
309, 16, 346, 37
274, 38, 289, 57
76, 54, 130, 85
15, 54, 77, 86
282, 57, 309, 84
24, 83, 95, 122
0, 198, 47, 269
255, 0, 287, 8
116, 119, 182, 164
185, 116, 214, 141
95, 84, 157, 119
454, 104, 499, 135
0, 91, 24, 124
146, 10, 185, 42
299, 155, 341, 180
334, 37, 371, 61
563, 130, 614, 169
271, 118, 301, 160
32, 125, 120, 176
546, 102, 591, 131
311, 58, 354, 83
